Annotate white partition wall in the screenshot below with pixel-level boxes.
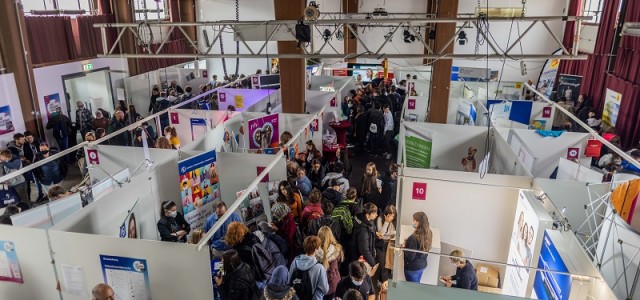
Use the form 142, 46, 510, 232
0, 226, 59, 299
216, 152, 286, 207
217, 88, 279, 112
404, 95, 429, 122
399, 168, 530, 266
169, 109, 235, 147
556, 157, 603, 183
491, 128, 534, 177
509, 129, 590, 178
48, 230, 213, 300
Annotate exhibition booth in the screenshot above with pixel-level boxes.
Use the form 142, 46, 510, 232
216, 87, 281, 112
400, 122, 532, 177
506, 128, 591, 178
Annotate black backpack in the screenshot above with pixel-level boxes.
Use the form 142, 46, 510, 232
293, 224, 306, 254
290, 262, 319, 300
263, 232, 289, 257
250, 243, 276, 282
262, 233, 287, 267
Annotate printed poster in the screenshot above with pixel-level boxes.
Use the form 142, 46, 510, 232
190, 118, 207, 141
44, 93, 61, 118
529, 119, 547, 130
236, 187, 266, 230
535, 53, 561, 100
100, 255, 151, 300
0, 240, 23, 284
119, 201, 139, 239
602, 88, 621, 127
532, 231, 572, 300
556, 75, 583, 105
405, 131, 432, 169
178, 150, 221, 233
234, 95, 244, 109
503, 191, 541, 297
248, 113, 280, 150
0, 106, 15, 135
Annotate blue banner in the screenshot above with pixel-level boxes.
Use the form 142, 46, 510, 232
178, 150, 220, 232
100, 255, 151, 299
533, 231, 572, 300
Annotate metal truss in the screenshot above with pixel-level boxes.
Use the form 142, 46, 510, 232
95, 16, 591, 60
574, 183, 640, 299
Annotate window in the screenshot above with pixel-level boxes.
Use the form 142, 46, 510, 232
21, 0, 92, 15
582, 0, 604, 23
134, 0, 168, 21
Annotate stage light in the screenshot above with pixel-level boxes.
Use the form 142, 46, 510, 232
457, 30, 468, 45
403, 29, 416, 43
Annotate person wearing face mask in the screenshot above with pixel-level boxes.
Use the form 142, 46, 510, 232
157, 200, 190, 242
205, 201, 242, 258
164, 126, 181, 149
403, 212, 433, 283
34, 143, 66, 195
76, 131, 96, 176
335, 261, 375, 300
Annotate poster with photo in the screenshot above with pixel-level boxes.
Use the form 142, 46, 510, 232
0, 106, 15, 135
504, 191, 541, 297
119, 201, 140, 239
0, 240, 23, 284
178, 150, 220, 232
44, 93, 61, 118
236, 187, 266, 230
556, 75, 582, 105
602, 88, 621, 127
535, 54, 561, 100
248, 114, 280, 150
529, 120, 547, 130
100, 255, 151, 300
190, 118, 207, 141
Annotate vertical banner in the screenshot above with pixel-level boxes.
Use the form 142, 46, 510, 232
170, 112, 180, 124
532, 232, 572, 300
234, 95, 244, 109
535, 54, 561, 100
0, 240, 23, 284
556, 75, 583, 105
100, 255, 151, 299
44, 93, 61, 118
0, 106, 15, 135
119, 201, 139, 239
87, 149, 100, 165
405, 131, 432, 169
602, 88, 622, 127
248, 113, 280, 150
178, 150, 221, 232
190, 118, 207, 141
503, 191, 541, 297
252, 76, 260, 89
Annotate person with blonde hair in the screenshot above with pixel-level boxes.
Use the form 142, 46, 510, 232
155, 136, 173, 149
315, 226, 344, 299
190, 228, 205, 244
440, 249, 478, 290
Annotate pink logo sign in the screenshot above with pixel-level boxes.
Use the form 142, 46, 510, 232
219, 92, 226, 102
542, 107, 552, 118
330, 97, 337, 107
87, 149, 100, 164
310, 119, 319, 132
170, 112, 179, 124
202, 70, 208, 78
408, 99, 416, 110
412, 182, 427, 200
567, 147, 580, 160
257, 166, 269, 182
252, 77, 259, 84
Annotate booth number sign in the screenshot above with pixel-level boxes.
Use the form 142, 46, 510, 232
412, 182, 427, 201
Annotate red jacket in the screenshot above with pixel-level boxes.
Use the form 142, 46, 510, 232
302, 202, 323, 224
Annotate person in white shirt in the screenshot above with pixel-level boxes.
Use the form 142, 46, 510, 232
382, 104, 394, 160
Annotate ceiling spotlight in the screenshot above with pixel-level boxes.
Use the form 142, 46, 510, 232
322, 29, 332, 42
403, 29, 416, 43
384, 31, 393, 42
428, 29, 436, 40
457, 30, 468, 45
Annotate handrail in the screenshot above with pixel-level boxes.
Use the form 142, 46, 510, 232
0, 75, 252, 185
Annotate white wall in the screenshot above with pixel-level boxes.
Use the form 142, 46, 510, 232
48, 230, 213, 300
399, 168, 526, 263
0, 226, 59, 299
0, 73, 27, 147
196, 0, 277, 77
33, 58, 128, 144
85, 70, 114, 114
170, 109, 233, 148
455, 0, 569, 82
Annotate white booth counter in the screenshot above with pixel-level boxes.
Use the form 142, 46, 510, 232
397, 225, 441, 285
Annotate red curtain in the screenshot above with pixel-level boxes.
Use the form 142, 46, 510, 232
72, 14, 118, 58
605, 75, 640, 149
25, 16, 78, 64
97, 0, 112, 15
168, 0, 182, 40
136, 39, 191, 74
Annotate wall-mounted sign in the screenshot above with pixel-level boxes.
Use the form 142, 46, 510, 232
82, 63, 93, 71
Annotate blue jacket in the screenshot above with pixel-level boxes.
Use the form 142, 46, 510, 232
622, 160, 640, 174
204, 211, 242, 251
288, 255, 329, 300
296, 176, 313, 198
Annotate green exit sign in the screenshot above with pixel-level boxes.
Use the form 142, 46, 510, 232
82, 63, 93, 71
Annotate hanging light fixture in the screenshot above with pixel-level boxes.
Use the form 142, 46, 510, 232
457, 30, 468, 45
403, 29, 416, 43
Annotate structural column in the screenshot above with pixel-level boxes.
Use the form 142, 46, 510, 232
0, 0, 41, 135
428, 0, 459, 123
114, 0, 139, 76
274, 0, 305, 113
343, 0, 358, 62
179, 0, 197, 43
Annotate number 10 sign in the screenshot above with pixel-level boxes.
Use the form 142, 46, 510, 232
412, 182, 427, 200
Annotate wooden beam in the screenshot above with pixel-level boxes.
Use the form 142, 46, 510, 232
274, 0, 305, 114
343, 0, 358, 62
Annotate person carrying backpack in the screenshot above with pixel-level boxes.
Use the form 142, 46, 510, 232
364, 102, 384, 156
308, 201, 341, 239
288, 236, 329, 300
226, 222, 275, 283
301, 189, 323, 231
262, 265, 300, 300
